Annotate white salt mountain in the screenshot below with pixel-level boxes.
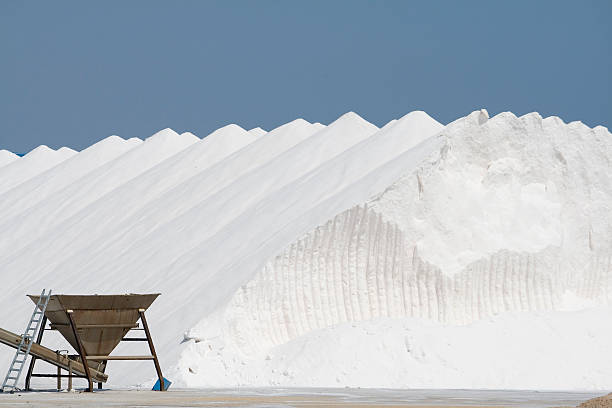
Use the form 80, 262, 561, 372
0, 145, 77, 195
0, 150, 19, 169
0, 110, 609, 391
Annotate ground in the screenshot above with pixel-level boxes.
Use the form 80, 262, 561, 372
0, 388, 605, 408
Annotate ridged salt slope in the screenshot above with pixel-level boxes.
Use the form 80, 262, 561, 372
0, 129, 198, 258
0, 135, 142, 224
204, 110, 612, 358
168, 113, 445, 343
0, 119, 321, 286
0, 145, 77, 195
0, 150, 19, 168
224, 207, 611, 354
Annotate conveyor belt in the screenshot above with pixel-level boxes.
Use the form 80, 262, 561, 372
0, 328, 107, 383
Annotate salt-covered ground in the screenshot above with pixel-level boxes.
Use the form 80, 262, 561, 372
0, 388, 606, 408
0, 109, 610, 391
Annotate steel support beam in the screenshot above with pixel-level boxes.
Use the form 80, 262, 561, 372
67, 310, 93, 392
138, 309, 165, 391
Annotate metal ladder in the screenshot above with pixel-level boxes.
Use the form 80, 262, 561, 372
1, 289, 51, 392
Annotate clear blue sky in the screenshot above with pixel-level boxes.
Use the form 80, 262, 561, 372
1, 0, 610, 153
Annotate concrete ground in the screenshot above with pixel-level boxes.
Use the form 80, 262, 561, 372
0, 388, 605, 408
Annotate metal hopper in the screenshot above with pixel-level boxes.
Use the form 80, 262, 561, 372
25, 293, 165, 392
28, 294, 158, 358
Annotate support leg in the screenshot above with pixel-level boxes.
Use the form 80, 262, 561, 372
97, 359, 106, 389
25, 315, 47, 391
68, 360, 72, 391
67, 310, 93, 392
138, 309, 165, 391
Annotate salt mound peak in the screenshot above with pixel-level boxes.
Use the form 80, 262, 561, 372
56, 147, 78, 156
24, 144, 54, 158
145, 127, 180, 142
97, 134, 125, 144
330, 111, 378, 132
395, 110, 444, 130
265, 118, 312, 136
81, 135, 139, 154
21, 145, 76, 160
206, 124, 248, 138
465, 108, 489, 125
247, 127, 267, 137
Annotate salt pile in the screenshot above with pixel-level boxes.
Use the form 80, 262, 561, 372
0, 110, 609, 391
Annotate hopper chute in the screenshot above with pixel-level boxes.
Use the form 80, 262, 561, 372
0, 293, 166, 392
28, 294, 159, 358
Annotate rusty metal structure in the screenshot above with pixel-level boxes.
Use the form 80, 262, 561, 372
1, 293, 165, 392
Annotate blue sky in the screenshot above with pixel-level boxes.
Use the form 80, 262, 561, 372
1, 0, 610, 153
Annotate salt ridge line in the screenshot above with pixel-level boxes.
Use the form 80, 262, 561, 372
0, 135, 142, 224
0, 119, 321, 286
0, 129, 198, 258
0, 145, 77, 196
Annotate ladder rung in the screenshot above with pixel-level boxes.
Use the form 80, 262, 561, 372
2, 288, 52, 390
